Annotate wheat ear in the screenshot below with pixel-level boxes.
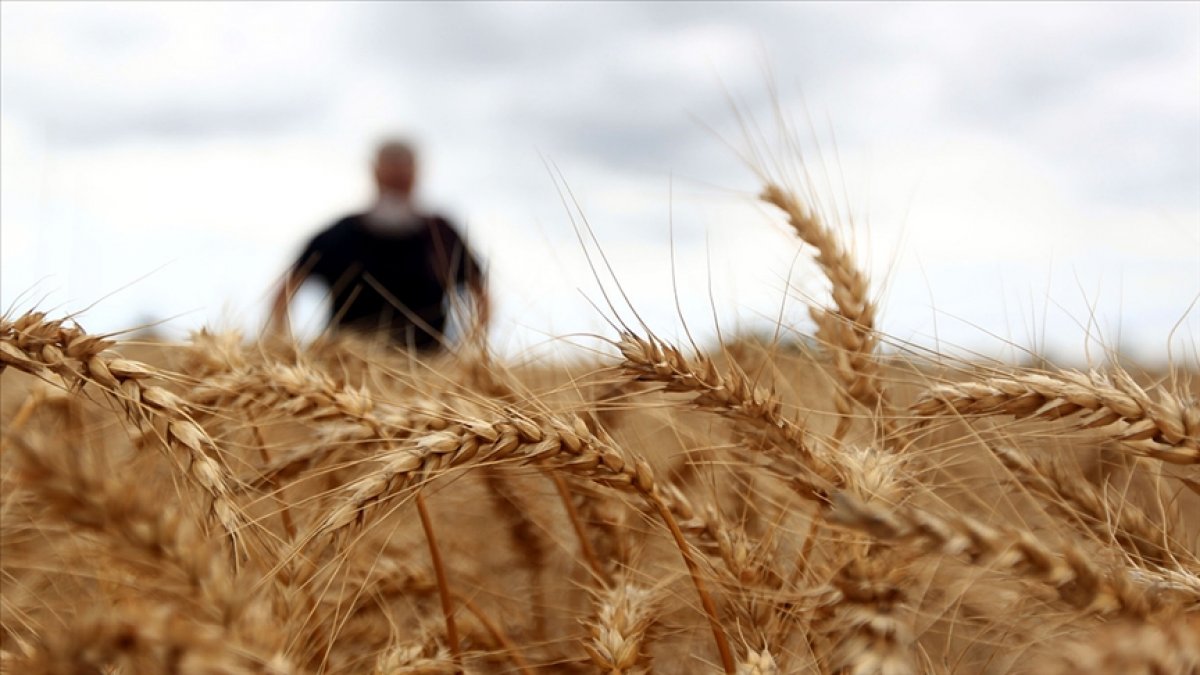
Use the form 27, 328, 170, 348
991, 445, 1194, 572
616, 331, 839, 489
827, 490, 1183, 615
911, 369, 1199, 463
307, 408, 735, 673
582, 578, 659, 674
1030, 616, 1200, 675
760, 183, 893, 441
0, 313, 248, 549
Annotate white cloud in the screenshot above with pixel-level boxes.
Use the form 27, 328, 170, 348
1, 2, 344, 142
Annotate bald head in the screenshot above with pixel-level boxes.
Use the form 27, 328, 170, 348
373, 140, 417, 197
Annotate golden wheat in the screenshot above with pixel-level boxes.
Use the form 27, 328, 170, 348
2, 178, 1197, 674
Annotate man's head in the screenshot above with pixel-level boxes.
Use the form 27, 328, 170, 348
373, 140, 417, 198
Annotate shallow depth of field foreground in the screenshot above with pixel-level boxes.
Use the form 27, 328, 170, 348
1, 178, 1198, 675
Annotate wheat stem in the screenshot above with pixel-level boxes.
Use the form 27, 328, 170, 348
416, 492, 461, 672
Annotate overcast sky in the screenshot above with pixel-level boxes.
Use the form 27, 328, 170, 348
2, 1, 1198, 365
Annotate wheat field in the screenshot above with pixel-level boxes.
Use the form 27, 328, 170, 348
1, 180, 1197, 674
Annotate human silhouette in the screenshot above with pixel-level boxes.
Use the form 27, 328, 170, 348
270, 140, 487, 350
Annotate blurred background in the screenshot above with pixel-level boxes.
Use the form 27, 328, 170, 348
2, 1, 1197, 366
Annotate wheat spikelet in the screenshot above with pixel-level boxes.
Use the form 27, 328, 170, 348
736, 648, 779, 675
372, 641, 458, 675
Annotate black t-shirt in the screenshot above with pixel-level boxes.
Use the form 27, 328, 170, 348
294, 214, 482, 349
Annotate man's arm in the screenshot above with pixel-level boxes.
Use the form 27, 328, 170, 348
429, 216, 490, 341
268, 268, 305, 338
270, 227, 331, 339
467, 274, 490, 338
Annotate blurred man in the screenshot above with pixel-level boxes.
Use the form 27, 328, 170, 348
270, 140, 487, 350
